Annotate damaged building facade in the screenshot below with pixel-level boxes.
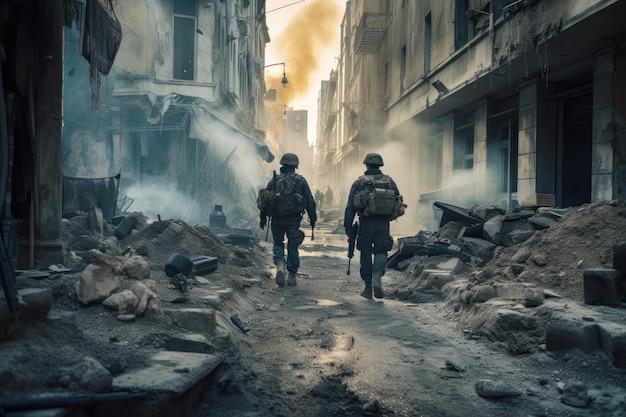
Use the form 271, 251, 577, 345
321, 0, 626, 228
0, 0, 275, 270
63, 0, 273, 227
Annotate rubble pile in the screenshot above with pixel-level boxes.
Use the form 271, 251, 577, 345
1, 210, 268, 399
390, 199, 626, 302
387, 199, 626, 357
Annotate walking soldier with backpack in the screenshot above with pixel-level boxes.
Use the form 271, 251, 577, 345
343, 153, 406, 299
258, 153, 317, 287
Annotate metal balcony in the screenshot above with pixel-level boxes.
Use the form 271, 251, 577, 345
355, 13, 388, 54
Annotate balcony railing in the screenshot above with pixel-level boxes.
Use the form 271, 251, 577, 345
355, 13, 389, 54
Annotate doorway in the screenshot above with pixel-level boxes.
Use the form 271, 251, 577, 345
558, 92, 592, 207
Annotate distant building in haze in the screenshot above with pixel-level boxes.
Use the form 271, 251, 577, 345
280, 108, 313, 180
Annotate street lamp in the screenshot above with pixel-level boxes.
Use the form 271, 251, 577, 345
263, 62, 288, 89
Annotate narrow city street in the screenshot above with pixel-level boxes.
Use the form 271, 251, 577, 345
193, 217, 626, 417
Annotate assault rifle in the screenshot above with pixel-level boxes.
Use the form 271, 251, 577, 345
346, 221, 359, 275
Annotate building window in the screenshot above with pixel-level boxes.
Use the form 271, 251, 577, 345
173, 0, 197, 80
424, 13, 431, 75
454, 112, 474, 170
498, 119, 518, 194
454, 0, 469, 50
400, 45, 406, 94
428, 120, 443, 189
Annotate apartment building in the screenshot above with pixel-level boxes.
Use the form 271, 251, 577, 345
63, 0, 273, 225
332, 0, 626, 228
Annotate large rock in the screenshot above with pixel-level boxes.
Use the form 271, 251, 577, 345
103, 290, 139, 315
123, 255, 150, 280
75, 264, 120, 305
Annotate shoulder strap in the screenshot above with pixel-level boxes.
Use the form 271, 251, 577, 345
358, 175, 374, 184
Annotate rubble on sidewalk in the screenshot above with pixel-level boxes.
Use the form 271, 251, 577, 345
386, 199, 626, 366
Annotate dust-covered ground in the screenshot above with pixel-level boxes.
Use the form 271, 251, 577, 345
1, 201, 626, 416
192, 209, 626, 417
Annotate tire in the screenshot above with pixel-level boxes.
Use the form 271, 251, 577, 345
164, 253, 193, 277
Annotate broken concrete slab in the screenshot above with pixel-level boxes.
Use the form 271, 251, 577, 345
0, 288, 53, 337
597, 321, 626, 368
583, 268, 621, 307
494, 282, 539, 301
164, 333, 213, 354
112, 351, 223, 393
546, 318, 600, 353
163, 308, 217, 334
544, 301, 626, 368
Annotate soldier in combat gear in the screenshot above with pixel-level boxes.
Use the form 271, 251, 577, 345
343, 153, 401, 299
260, 153, 317, 287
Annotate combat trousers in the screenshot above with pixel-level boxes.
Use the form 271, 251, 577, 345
271, 216, 305, 274
357, 216, 393, 283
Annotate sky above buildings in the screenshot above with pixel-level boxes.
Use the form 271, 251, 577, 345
264, 0, 342, 146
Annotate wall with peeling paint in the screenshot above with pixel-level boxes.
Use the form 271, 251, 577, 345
335, 0, 626, 230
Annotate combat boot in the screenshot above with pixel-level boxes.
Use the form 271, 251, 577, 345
287, 272, 297, 286
360, 279, 372, 299
275, 260, 286, 287
372, 271, 384, 299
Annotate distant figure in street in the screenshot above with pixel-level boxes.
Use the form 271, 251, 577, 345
324, 185, 334, 208
343, 153, 402, 299
259, 153, 317, 287
314, 188, 324, 209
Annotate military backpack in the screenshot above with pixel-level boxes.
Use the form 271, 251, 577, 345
257, 172, 306, 217
353, 174, 406, 220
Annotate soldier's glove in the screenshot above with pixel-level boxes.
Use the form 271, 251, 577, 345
259, 217, 267, 230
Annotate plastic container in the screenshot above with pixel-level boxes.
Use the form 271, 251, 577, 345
164, 253, 194, 277
190, 256, 218, 275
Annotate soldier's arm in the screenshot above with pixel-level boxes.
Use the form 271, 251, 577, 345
301, 178, 317, 225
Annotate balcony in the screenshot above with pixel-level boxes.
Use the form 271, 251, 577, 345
355, 13, 389, 54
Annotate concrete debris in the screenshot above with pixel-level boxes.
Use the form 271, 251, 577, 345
475, 379, 521, 399
559, 381, 590, 408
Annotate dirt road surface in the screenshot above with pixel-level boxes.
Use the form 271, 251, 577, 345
193, 220, 626, 417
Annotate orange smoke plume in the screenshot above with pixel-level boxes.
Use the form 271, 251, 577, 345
264, 0, 341, 148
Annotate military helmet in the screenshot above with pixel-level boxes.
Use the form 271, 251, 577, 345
363, 153, 384, 166
280, 152, 299, 166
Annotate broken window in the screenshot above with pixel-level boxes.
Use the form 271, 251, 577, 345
454, 0, 469, 50
497, 118, 518, 196
173, 0, 197, 81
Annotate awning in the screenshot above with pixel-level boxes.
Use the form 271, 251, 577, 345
194, 105, 274, 163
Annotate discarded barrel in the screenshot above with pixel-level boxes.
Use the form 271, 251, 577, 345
164, 253, 193, 277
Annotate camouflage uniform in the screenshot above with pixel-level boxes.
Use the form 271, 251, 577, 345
344, 153, 400, 298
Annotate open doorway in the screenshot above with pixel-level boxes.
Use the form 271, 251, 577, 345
557, 92, 592, 207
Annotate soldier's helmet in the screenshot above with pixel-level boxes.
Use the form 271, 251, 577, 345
363, 153, 384, 166
280, 152, 300, 166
